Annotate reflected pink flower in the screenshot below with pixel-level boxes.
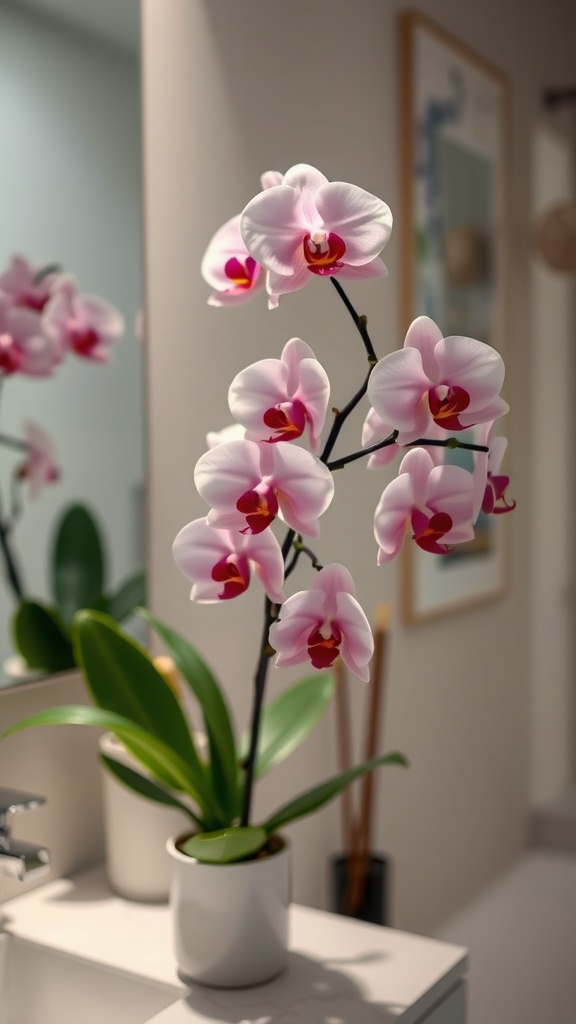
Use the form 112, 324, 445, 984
16, 422, 60, 498
374, 448, 475, 564
0, 296, 63, 377
269, 563, 373, 681
228, 338, 330, 453
368, 316, 509, 445
43, 276, 124, 363
240, 163, 392, 305
173, 517, 285, 603
194, 438, 334, 539
0, 255, 60, 313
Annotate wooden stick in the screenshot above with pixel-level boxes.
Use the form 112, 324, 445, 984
333, 656, 354, 855
345, 603, 391, 916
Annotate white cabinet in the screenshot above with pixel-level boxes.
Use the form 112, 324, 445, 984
3, 867, 467, 1023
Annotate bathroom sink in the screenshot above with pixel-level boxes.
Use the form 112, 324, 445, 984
0, 932, 181, 1024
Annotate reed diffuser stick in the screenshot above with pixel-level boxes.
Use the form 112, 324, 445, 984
344, 602, 391, 916
334, 655, 354, 854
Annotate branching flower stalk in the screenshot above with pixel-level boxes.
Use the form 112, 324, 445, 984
169, 161, 516, 842
239, 281, 490, 826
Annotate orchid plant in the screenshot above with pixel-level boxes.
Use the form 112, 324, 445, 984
0, 255, 146, 673
0, 255, 125, 605
6, 164, 514, 865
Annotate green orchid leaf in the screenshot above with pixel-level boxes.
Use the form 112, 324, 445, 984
137, 609, 239, 824
12, 601, 75, 672
52, 504, 105, 626
240, 673, 334, 779
101, 754, 200, 827
72, 611, 218, 819
263, 752, 409, 835
106, 572, 147, 623
3, 705, 210, 820
181, 826, 267, 864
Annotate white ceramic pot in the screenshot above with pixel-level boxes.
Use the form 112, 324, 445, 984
100, 733, 188, 902
166, 833, 290, 988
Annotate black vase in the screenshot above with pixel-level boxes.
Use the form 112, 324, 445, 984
330, 852, 390, 926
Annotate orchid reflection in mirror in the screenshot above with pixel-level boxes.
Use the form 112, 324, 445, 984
9, 504, 145, 676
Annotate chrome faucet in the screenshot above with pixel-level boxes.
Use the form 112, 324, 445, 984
0, 787, 50, 881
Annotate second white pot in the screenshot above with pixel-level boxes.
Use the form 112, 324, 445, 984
100, 733, 188, 902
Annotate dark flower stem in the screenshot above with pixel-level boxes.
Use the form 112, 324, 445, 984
0, 433, 30, 453
241, 281, 383, 828
240, 528, 295, 827
0, 495, 25, 601
327, 433, 489, 472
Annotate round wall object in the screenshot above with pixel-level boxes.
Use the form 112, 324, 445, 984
534, 202, 576, 273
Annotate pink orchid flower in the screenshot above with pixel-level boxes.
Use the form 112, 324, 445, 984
0, 296, 63, 377
374, 447, 475, 564
470, 423, 515, 521
16, 421, 60, 498
368, 316, 509, 445
240, 163, 393, 304
482, 435, 515, 515
0, 255, 60, 313
269, 563, 374, 681
172, 517, 285, 604
194, 438, 334, 539
201, 214, 265, 307
228, 338, 330, 454
201, 171, 283, 308
42, 276, 124, 363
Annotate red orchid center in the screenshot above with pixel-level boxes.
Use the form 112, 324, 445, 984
411, 509, 453, 554
19, 289, 49, 313
303, 231, 346, 276
224, 256, 258, 290
211, 554, 250, 600
263, 399, 307, 442
236, 486, 278, 534
0, 335, 23, 375
307, 622, 343, 669
428, 385, 470, 430
69, 325, 100, 356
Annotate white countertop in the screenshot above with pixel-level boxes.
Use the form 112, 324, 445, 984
2, 866, 467, 1024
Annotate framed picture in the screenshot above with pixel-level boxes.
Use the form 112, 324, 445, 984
399, 10, 510, 622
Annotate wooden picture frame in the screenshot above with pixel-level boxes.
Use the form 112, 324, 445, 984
399, 10, 511, 623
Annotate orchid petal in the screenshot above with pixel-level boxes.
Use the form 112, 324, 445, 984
271, 444, 334, 538
241, 186, 306, 275
315, 182, 393, 265
194, 439, 262, 511
374, 474, 414, 564
403, 316, 443, 380
335, 591, 374, 682
244, 531, 285, 604
434, 337, 506, 408
368, 348, 431, 440
338, 257, 389, 281
361, 407, 398, 469
261, 170, 284, 190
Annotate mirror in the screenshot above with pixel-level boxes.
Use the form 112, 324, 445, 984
0, 0, 144, 687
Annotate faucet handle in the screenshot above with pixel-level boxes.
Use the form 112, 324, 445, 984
0, 788, 46, 832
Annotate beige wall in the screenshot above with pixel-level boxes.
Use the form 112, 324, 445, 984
142, 0, 576, 933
